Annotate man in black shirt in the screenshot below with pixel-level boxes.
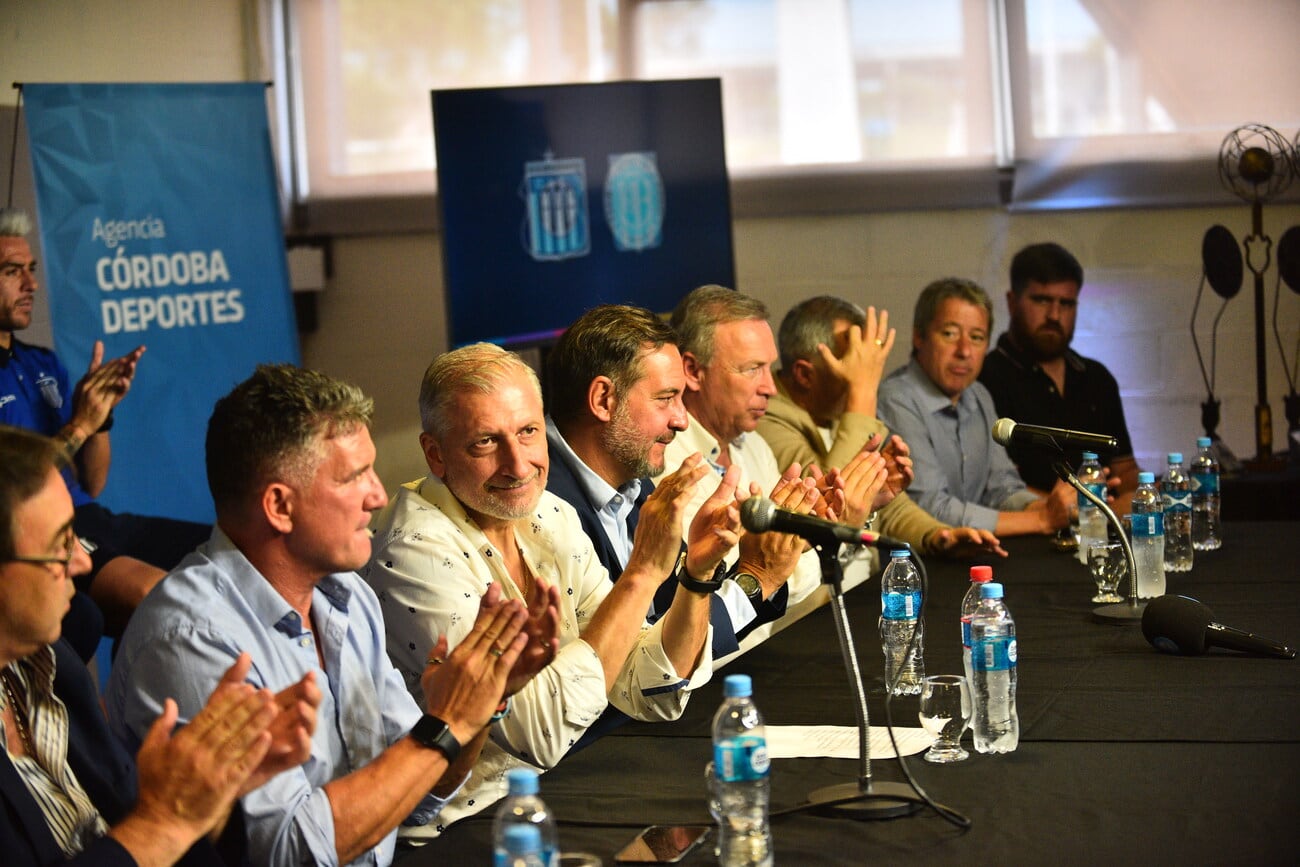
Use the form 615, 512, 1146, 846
978, 243, 1139, 507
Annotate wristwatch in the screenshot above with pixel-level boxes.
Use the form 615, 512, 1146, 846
409, 714, 462, 762
673, 550, 728, 594
732, 571, 764, 601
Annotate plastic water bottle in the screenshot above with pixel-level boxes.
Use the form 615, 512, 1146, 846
710, 674, 771, 867
500, 825, 545, 867
960, 565, 993, 685
493, 768, 557, 867
1075, 451, 1108, 565
1162, 453, 1193, 573
1130, 472, 1166, 598
1191, 436, 1222, 550
970, 582, 1019, 754
878, 549, 924, 695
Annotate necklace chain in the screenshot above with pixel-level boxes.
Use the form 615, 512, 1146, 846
1, 669, 35, 756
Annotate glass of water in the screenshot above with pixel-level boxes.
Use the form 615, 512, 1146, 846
918, 675, 972, 763
1088, 540, 1126, 603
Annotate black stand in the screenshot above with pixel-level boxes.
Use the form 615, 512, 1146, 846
805, 545, 921, 819
1051, 460, 1144, 623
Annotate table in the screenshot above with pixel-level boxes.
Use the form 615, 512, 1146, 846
401, 523, 1300, 865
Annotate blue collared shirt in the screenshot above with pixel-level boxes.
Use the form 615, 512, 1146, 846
878, 357, 1038, 530
106, 528, 432, 867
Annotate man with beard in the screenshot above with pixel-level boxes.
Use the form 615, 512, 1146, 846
878, 278, 1073, 536
545, 304, 746, 656
366, 342, 736, 838
979, 243, 1139, 502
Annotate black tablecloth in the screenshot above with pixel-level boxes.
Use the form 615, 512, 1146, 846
400, 523, 1300, 865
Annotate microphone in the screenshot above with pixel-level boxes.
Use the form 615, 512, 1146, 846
991, 418, 1118, 453
1141, 595, 1295, 659
740, 497, 909, 552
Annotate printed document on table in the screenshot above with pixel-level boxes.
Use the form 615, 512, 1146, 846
765, 725, 933, 760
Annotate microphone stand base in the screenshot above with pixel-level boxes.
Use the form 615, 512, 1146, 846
806, 781, 922, 820
1092, 600, 1146, 623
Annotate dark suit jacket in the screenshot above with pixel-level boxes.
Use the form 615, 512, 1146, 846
0, 639, 224, 867
545, 443, 742, 657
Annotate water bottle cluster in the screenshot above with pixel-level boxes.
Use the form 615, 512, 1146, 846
1075, 437, 1223, 600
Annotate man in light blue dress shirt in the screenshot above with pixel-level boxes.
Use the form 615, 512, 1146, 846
877, 278, 1073, 537
107, 365, 556, 866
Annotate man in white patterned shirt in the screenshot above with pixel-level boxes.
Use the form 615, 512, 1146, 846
366, 342, 740, 836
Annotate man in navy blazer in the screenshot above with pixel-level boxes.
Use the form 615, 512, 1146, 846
546, 305, 793, 658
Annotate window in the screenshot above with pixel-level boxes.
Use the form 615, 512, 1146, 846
273, 0, 1300, 215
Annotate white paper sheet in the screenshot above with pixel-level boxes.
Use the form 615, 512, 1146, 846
764, 725, 934, 760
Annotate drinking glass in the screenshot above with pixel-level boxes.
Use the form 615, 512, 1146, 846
1088, 540, 1126, 603
918, 675, 971, 763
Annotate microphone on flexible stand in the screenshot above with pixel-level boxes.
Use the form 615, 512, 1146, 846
739, 497, 909, 552
739, 497, 947, 822
991, 418, 1118, 453
1142, 595, 1295, 658
990, 419, 1143, 623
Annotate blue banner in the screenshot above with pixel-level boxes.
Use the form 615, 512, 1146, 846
23, 83, 298, 523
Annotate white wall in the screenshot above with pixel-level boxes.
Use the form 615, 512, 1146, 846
5, 1, 1298, 495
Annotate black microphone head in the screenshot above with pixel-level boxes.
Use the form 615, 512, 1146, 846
991, 418, 1016, 447
740, 496, 775, 534
1202, 224, 1243, 300
1277, 225, 1300, 295
1142, 595, 1215, 655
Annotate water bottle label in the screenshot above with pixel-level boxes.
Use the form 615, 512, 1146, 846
972, 636, 1016, 672
1191, 472, 1218, 495
715, 735, 769, 782
494, 848, 557, 867
1161, 492, 1191, 512
961, 617, 972, 648
881, 590, 921, 620
1132, 513, 1163, 537
1077, 483, 1105, 510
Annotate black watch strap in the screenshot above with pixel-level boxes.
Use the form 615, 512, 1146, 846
409, 714, 462, 762
674, 550, 728, 594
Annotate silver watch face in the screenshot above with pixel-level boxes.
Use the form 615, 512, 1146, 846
735, 572, 762, 598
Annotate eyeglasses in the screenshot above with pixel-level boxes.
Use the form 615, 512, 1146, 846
5, 528, 90, 573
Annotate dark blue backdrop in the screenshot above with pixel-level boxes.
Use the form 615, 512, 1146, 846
433, 79, 735, 346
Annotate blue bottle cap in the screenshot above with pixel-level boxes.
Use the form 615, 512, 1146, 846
1167, 452, 1183, 463
890, 549, 910, 559
1081, 451, 1098, 460
1138, 472, 1155, 484
504, 824, 542, 855
979, 582, 1004, 599
723, 673, 753, 698
1196, 436, 1212, 447
506, 767, 539, 796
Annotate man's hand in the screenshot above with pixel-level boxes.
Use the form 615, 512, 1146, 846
1042, 479, 1075, 531
877, 434, 914, 502
420, 582, 528, 744
68, 342, 145, 438
128, 657, 276, 851
816, 307, 895, 418
819, 447, 888, 528
504, 574, 561, 696
735, 473, 819, 599
626, 453, 711, 581
237, 656, 321, 797
926, 527, 1008, 559
684, 465, 742, 579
